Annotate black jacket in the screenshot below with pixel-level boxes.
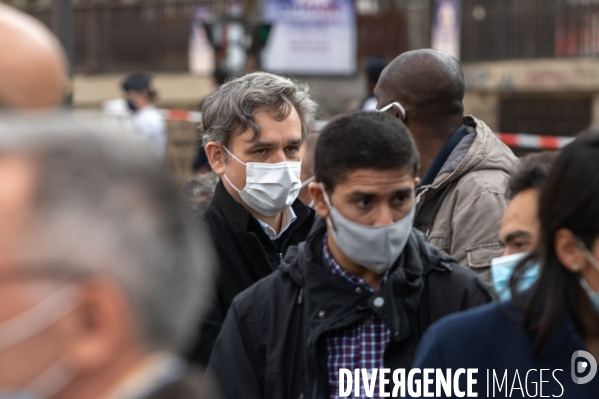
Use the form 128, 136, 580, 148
146, 368, 219, 399
208, 219, 496, 399
188, 181, 315, 366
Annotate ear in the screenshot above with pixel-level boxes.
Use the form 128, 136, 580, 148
309, 182, 330, 219
554, 228, 586, 273
414, 177, 421, 186
205, 142, 226, 175
56, 279, 142, 372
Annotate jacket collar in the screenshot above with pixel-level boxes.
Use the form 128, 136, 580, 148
209, 179, 313, 234
417, 115, 517, 193
281, 218, 453, 343
419, 125, 469, 187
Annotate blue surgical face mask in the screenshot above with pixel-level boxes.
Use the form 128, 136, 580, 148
576, 239, 599, 314
491, 252, 539, 300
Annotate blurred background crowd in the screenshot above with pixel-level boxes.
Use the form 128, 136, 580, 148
5, 0, 599, 184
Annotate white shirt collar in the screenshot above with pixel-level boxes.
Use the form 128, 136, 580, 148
257, 207, 297, 240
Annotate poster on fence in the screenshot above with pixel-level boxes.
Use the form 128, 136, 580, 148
431, 0, 462, 60
261, 0, 356, 76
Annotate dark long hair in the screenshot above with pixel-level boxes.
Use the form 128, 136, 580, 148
510, 134, 599, 355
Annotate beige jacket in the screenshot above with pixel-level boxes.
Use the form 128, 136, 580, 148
414, 115, 518, 282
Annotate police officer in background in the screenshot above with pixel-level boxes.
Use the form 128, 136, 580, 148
122, 73, 167, 159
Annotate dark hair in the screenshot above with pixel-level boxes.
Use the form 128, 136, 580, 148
511, 136, 599, 355
122, 73, 157, 102
314, 111, 419, 191
506, 151, 558, 200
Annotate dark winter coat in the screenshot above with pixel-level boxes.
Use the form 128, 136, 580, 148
208, 218, 496, 399
187, 180, 315, 366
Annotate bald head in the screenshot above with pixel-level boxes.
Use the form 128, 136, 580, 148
0, 4, 67, 109
375, 49, 464, 128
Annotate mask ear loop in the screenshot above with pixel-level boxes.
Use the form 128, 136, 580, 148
577, 239, 599, 272
576, 239, 599, 294
301, 176, 315, 189
222, 146, 247, 166
319, 183, 338, 232
221, 146, 246, 193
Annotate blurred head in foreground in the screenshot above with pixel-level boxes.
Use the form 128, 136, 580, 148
513, 135, 599, 354
0, 4, 68, 109
0, 115, 214, 398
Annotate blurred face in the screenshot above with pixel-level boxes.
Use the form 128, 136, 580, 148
206, 108, 303, 214
499, 189, 540, 256
124, 90, 149, 111
311, 168, 416, 227
0, 156, 145, 397
0, 155, 64, 390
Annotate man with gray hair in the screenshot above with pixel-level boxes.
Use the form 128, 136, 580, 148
187, 72, 317, 366
0, 116, 216, 399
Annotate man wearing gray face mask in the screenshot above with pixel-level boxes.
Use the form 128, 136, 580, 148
207, 111, 495, 399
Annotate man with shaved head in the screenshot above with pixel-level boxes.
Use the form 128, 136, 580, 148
0, 3, 67, 109
375, 49, 518, 281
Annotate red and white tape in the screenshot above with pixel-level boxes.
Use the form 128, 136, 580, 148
159, 110, 575, 150
160, 109, 203, 123
495, 133, 574, 150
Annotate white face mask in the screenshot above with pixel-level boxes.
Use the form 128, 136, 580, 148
222, 147, 302, 217
0, 285, 78, 399
320, 184, 414, 274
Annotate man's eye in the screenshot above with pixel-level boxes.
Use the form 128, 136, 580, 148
285, 146, 300, 154
255, 149, 267, 156
392, 195, 407, 205
357, 199, 370, 207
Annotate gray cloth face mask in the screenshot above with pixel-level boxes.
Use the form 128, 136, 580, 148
320, 183, 414, 274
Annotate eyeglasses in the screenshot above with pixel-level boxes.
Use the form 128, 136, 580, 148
377, 102, 406, 121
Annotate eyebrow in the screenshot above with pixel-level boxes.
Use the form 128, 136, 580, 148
503, 230, 532, 245
346, 188, 413, 200
244, 139, 302, 151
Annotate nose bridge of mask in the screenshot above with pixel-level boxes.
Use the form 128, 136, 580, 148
0, 285, 78, 352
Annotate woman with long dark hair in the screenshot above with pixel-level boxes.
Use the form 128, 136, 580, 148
410, 135, 599, 397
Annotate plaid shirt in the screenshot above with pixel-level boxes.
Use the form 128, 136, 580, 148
322, 235, 391, 399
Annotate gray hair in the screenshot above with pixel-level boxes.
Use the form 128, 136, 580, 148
200, 72, 318, 149
0, 113, 214, 353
